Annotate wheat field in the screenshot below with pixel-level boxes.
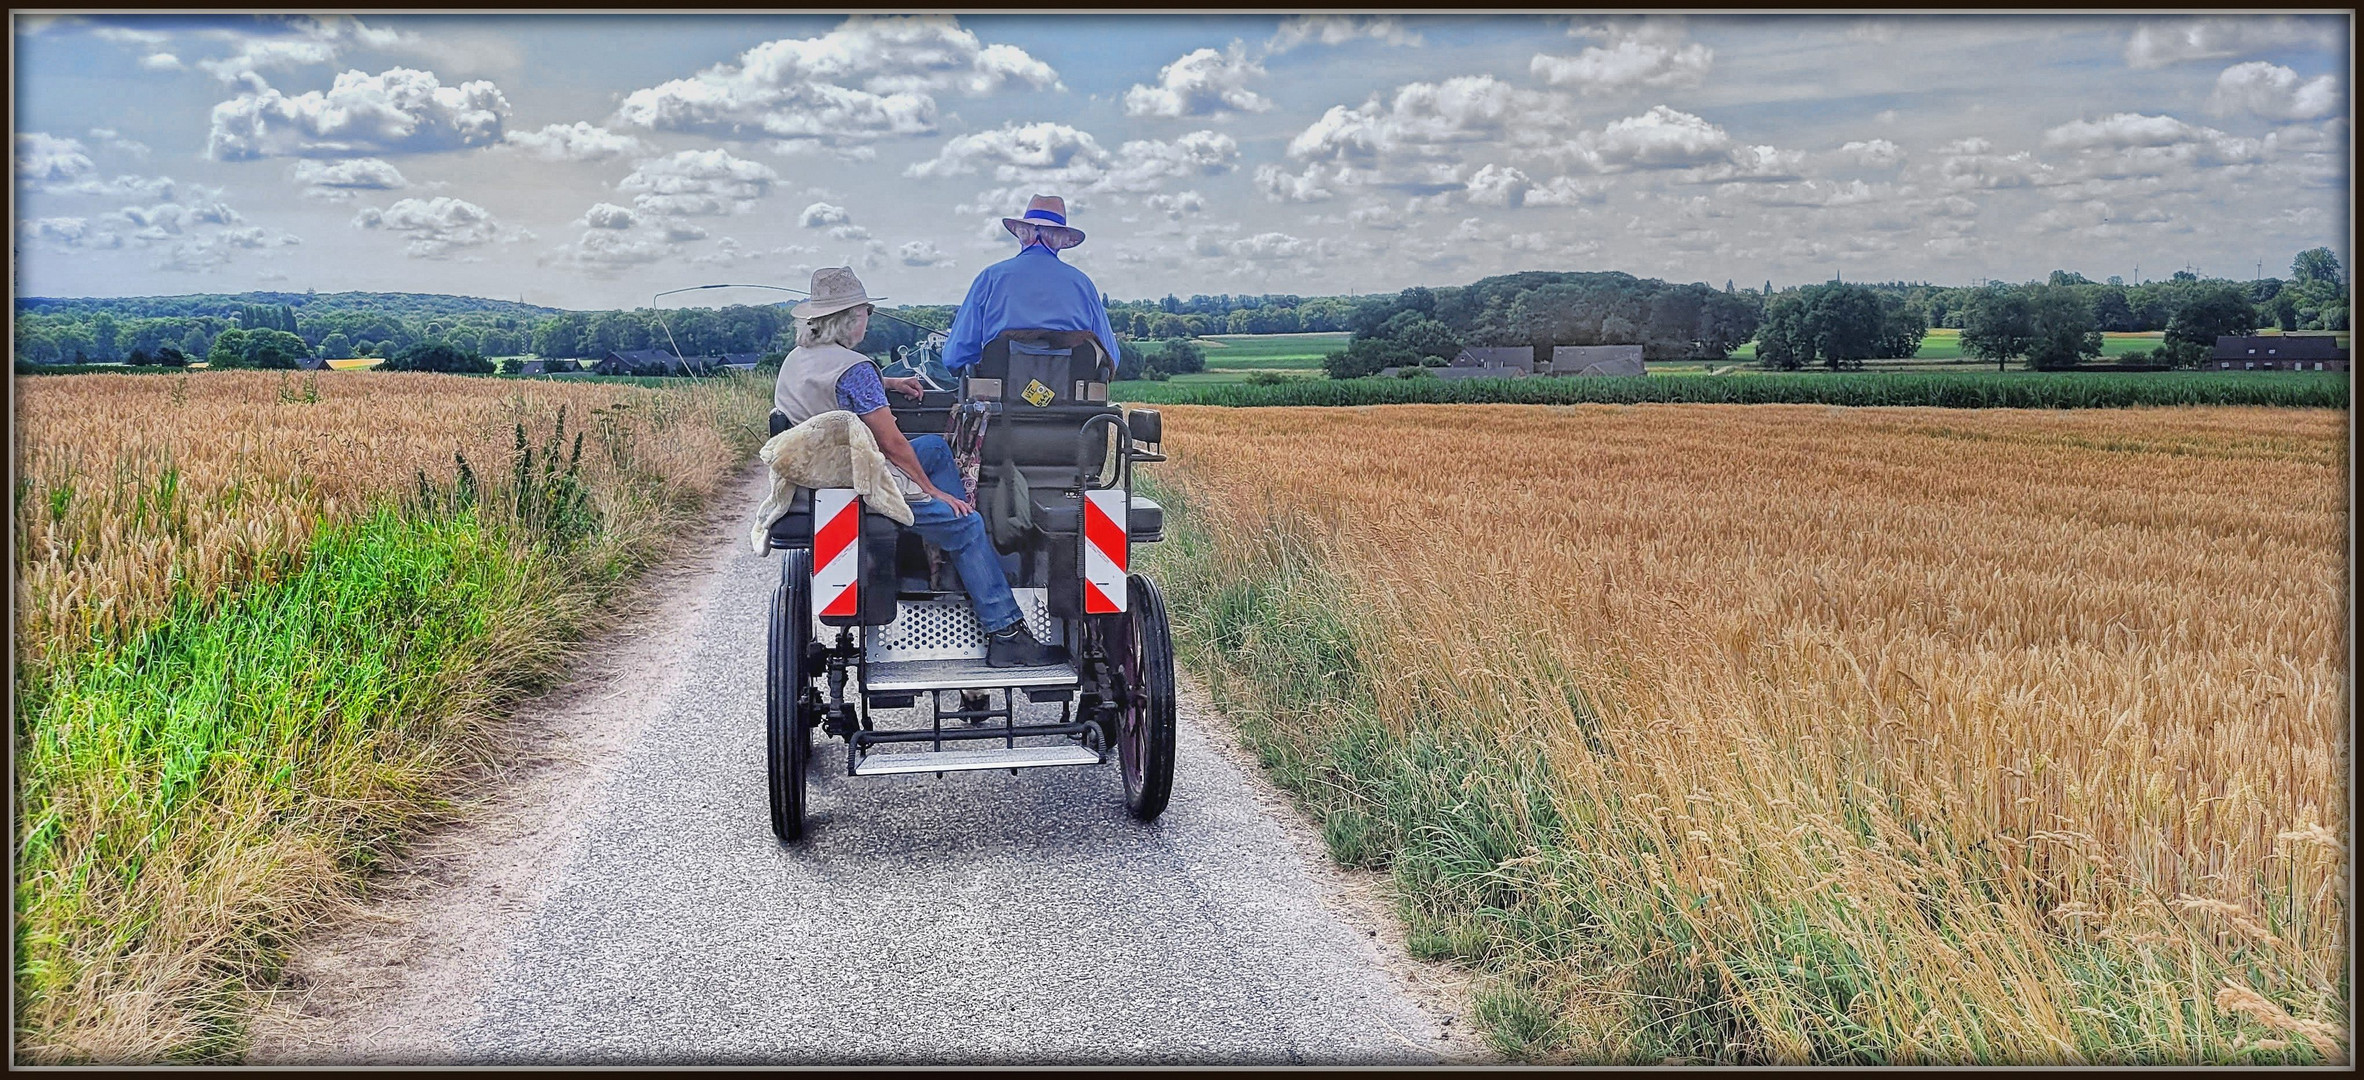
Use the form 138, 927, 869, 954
13, 370, 768, 1061
1148, 403, 2347, 1063
13, 370, 755, 667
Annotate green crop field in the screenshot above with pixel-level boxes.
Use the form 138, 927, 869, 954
1196, 332, 1350, 370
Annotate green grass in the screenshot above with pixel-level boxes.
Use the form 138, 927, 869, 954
1113, 371, 2348, 409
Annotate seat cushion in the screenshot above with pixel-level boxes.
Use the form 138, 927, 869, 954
766, 486, 816, 549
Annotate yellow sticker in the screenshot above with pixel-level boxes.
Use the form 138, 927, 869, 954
1020, 378, 1056, 407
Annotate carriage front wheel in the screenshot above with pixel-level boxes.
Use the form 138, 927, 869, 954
1111, 574, 1177, 821
767, 550, 814, 842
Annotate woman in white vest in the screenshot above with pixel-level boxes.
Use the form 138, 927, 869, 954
773, 266, 1063, 669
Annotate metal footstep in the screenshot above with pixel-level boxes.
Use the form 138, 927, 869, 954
851, 744, 1102, 776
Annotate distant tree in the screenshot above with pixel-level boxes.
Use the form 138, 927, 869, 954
1752, 283, 1891, 370
2089, 288, 2137, 332
319, 331, 354, 359
384, 341, 493, 373
205, 328, 252, 368
1322, 337, 1417, 378
2171, 269, 2198, 283
2047, 270, 2093, 287
1961, 288, 2037, 371
154, 344, 189, 368
1724, 279, 1735, 294
1874, 296, 1930, 360
126, 348, 153, 367
497, 356, 526, 375
1152, 338, 1205, 375
2164, 284, 2258, 365
2024, 286, 2103, 369
2291, 247, 2342, 286
181, 326, 209, 360
246, 329, 309, 368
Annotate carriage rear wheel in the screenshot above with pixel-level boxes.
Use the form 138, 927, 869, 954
1111, 574, 1176, 821
767, 551, 814, 842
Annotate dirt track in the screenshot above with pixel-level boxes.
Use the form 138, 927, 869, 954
245, 467, 1480, 1065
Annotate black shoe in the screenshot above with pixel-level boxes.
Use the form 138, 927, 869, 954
986, 623, 1068, 668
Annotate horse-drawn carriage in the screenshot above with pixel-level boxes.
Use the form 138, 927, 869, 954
760, 331, 1174, 842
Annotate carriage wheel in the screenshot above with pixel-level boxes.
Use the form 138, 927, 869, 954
1111, 574, 1177, 821
767, 551, 814, 842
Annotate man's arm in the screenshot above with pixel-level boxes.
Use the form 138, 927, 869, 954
1085, 284, 1122, 375
942, 269, 994, 372
858, 408, 972, 516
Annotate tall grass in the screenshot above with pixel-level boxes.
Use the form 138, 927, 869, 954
1138, 403, 2348, 1064
12, 371, 772, 1061
1113, 371, 2349, 409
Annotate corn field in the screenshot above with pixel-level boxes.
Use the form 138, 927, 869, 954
1145, 402, 2348, 1063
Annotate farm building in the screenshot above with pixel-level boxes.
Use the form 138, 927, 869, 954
2206, 335, 2349, 371
1450, 346, 1539, 372
594, 349, 727, 376
721, 353, 763, 370
519, 359, 583, 375
296, 354, 329, 370
1549, 345, 1647, 376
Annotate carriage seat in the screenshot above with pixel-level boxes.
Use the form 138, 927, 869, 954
1024, 492, 1164, 544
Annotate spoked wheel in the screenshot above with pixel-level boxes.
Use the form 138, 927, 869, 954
1108, 574, 1177, 821
767, 551, 814, 842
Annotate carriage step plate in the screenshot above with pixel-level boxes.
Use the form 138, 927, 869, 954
852, 745, 1102, 776
864, 658, 1078, 693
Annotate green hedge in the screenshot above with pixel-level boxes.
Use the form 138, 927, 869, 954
1113, 372, 2350, 409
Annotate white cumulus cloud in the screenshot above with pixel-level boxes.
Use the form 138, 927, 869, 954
207, 67, 511, 160
502, 121, 650, 161
613, 15, 1058, 150
353, 195, 526, 258
616, 149, 779, 217
799, 202, 852, 227
15, 132, 94, 184
289, 157, 408, 199
897, 240, 953, 266
1268, 16, 1422, 53
2124, 17, 2330, 69
2208, 62, 2341, 122
1840, 138, 1906, 168
1122, 43, 1272, 118
1532, 22, 1713, 95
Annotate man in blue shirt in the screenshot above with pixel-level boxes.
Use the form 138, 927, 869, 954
942, 194, 1123, 374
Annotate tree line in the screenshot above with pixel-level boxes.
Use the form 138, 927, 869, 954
13, 250, 2348, 372
1322, 271, 1765, 377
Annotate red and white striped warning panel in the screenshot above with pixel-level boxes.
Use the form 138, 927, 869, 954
812, 488, 860, 618
1082, 488, 1129, 614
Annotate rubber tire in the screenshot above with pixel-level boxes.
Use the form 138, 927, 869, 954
1118, 574, 1178, 822
767, 551, 814, 843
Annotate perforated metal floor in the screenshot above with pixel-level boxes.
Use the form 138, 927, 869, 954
863, 657, 1078, 692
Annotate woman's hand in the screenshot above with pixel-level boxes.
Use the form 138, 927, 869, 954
883, 375, 926, 401
924, 485, 974, 517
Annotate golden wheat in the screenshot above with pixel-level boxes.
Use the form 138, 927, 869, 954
1157, 403, 2347, 1062
13, 371, 756, 668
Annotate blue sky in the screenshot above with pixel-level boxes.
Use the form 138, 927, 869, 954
13, 13, 2351, 308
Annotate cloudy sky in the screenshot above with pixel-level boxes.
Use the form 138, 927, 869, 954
12, 13, 2350, 309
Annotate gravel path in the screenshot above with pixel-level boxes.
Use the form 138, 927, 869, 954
246, 469, 1468, 1066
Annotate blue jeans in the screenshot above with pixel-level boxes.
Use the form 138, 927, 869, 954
903, 434, 1024, 634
